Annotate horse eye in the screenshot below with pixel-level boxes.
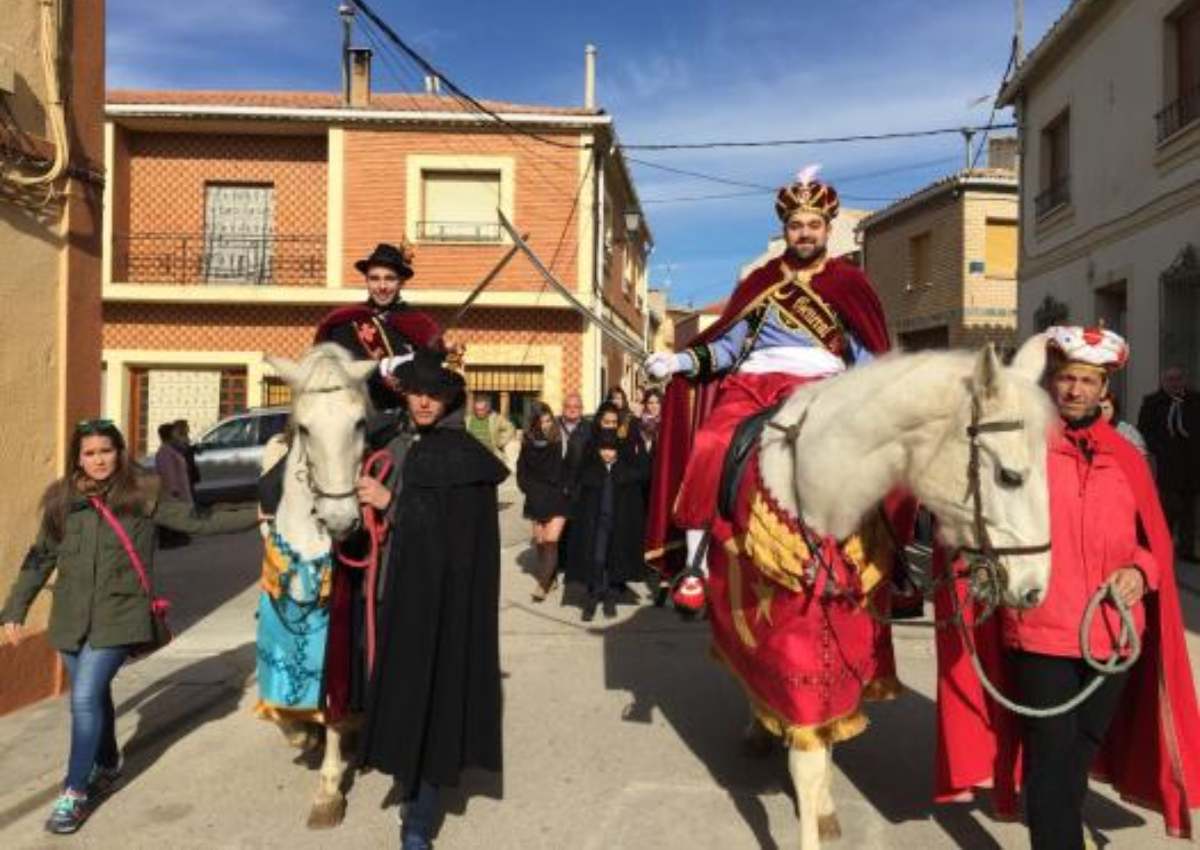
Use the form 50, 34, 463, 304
997, 468, 1024, 488
354, 419, 366, 432
297, 425, 310, 437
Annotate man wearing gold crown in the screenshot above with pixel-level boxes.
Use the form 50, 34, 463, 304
643, 172, 892, 611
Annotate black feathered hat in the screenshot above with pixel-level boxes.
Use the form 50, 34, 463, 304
354, 242, 415, 280
393, 348, 465, 398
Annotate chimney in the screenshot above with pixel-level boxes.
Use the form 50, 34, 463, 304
988, 136, 1019, 171
424, 74, 442, 95
349, 47, 372, 107
584, 44, 597, 110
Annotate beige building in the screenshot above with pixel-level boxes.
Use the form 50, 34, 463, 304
0, 0, 106, 714
859, 160, 1019, 351
999, 0, 1200, 406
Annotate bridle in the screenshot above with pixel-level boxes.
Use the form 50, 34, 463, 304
292, 383, 362, 502
955, 395, 1051, 606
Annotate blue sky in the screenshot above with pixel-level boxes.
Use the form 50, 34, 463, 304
108, 0, 1070, 306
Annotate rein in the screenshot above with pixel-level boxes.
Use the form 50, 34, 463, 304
333, 448, 393, 675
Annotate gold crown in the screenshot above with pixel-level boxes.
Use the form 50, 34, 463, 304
775, 180, 840, 222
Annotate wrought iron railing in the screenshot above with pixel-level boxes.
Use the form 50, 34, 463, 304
113, 233, 325, 285
416, 220, 502, 242
1034, 175, 1071, 219
1156, 85, 1200, 144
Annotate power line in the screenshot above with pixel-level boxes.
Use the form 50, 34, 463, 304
624, 156, 773, 191
619, 122, 1017, 151
350, 0, 582, 150
970, 38, 1019, 170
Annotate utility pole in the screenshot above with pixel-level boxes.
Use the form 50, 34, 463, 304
1015, 0, 1025, 64
961, 127, 976, 171
339, 2, 354, 105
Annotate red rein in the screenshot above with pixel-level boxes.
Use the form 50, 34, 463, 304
334, 449, 394, 674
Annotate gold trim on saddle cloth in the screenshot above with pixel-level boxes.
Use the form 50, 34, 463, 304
734, 482, 894, 600
260, 533, 333, 604
253, 701, 326, 726
710, 643, 903, 751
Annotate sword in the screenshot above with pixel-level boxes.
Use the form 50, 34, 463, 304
497, 209, 649, 359
439, 237, 526, 336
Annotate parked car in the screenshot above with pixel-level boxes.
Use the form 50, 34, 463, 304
140, 407, 290, 505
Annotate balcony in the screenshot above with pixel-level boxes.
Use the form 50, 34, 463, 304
113, 233, 325, 285
1034, 175, 1071, 219
1156, 85, 1200, 144
415, 220, 502, 243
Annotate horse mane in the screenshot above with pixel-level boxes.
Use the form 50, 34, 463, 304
294, 343, 366, 398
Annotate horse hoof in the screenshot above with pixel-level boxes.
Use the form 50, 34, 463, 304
817, 814, 842, 841
306, 797, 346, 830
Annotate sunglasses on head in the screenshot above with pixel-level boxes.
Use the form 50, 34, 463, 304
75, 418, 114, 434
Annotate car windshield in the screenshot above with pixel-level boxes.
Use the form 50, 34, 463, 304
259, 413, 290, 445
202, 417, 255, 449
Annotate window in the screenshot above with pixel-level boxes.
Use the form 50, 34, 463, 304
218, 369, 247, 418
418, 171, 502, 241
202, 417, 255, 449
1036, 110, 1071, 217
203, 183, 276, 283
261, 377, 293, 407
909, 232, 932, 289
1160, 1, 1200, 142
984, 220, 1018, 277
257, 413, 290, 445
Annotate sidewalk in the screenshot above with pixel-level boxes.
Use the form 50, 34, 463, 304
0, 492, 1196, 848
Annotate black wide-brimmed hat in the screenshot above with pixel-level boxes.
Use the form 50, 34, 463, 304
354, 242, 415, 279
393, 348, 465, 397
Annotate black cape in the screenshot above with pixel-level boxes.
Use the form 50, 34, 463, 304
516, 436, 569, 521
565, 451, 649, 587
359, 425, 509, 793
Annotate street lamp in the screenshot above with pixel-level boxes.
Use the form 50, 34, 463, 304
623, 210, 642, 238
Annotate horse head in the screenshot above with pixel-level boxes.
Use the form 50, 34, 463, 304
267, 344, 377, 541
909, 334, 1056, 609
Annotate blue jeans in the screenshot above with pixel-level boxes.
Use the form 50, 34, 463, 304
60, 644, 129, 793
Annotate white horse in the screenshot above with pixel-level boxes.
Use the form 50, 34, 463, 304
260, 344, 376, 828
715, 335, 1055, 849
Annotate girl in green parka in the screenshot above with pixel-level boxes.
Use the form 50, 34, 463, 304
0, 420, 257, 835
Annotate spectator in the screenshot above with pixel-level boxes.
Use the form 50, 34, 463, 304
465, 394, 515, 461
1138, 366, 1200, 560
557, 392, 591, 487
171, 420, 200, 494
639, 388, 663, 454
565, 427, 650, 621
604, 386, 643, 450
516, 402, 570, 602
154, 423, 192, 504
1099, 392, 1148, 457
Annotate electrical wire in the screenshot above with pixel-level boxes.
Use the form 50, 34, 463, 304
969, 38, 1019, 170
619, 122, 1017, 151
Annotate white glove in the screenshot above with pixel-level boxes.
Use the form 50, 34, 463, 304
378, 351, 414, 377
644, 352, 687, 380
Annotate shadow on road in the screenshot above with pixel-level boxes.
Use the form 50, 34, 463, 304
601, 603, 788, 850
155, 528, 263, 637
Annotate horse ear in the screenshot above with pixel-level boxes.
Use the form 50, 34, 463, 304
345, 360, 379, 385
971, 343, 1003, 399
1010, 332, 1048, 383
266, 355, 305, 389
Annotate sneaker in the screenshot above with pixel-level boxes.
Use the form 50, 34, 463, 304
87, 763, 122, 798
672, 575, 707, 615
602, 594, 618, 619
45, 792, 89, 835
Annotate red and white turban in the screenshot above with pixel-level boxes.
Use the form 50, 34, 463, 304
1045, 325, 1129, 371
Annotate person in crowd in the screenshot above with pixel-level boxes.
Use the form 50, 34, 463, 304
604, 386, 642, 451
565, 427, 650, 621
516, 402, 570, 602
936, 326, 1200, 849
171, 420, 200, 496
1099, 392, 1148, 456
639, 388, 663, 455
154, 422, 192, 504
0, 420, 257, 835
359, 350, 508, 850
1138, 366, 1200, 560
314, 242, 444, 411
557, 391, 591, 487
466, 394, 516, 462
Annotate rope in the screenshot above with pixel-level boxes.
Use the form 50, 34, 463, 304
333, 449, 394, 675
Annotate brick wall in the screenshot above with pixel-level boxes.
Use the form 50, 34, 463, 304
102, 303, 583, 394
863, 194, 964, 346
120, 131, 328, 283
962, 191, 1019, 342
343, 128, 582, 292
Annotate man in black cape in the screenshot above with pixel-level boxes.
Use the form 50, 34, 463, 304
358, 349, 508, 850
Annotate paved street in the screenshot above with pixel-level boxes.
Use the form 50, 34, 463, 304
1, 483, 1198, 849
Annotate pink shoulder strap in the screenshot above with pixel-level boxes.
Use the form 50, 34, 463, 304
89, 496, 152, 595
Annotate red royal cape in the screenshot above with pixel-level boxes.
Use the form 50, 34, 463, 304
314, 303, 444, 350
934, 419, 1200, 838
644, 253, 891, 576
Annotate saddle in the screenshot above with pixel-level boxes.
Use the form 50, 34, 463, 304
718, 401, 784, 523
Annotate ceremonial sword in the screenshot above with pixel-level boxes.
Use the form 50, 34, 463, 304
496, 209, 649, 359
437, 236, 526, 339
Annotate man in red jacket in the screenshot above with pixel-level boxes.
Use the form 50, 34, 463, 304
934, 326, 1200, 848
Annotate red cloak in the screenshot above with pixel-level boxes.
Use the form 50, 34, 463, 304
644, 253, 891, 576
314, 303, 444, 351
934, 420, 1200, 837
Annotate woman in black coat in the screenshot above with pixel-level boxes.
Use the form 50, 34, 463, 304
516, 402, 570, 602
566, 427, 649, 620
